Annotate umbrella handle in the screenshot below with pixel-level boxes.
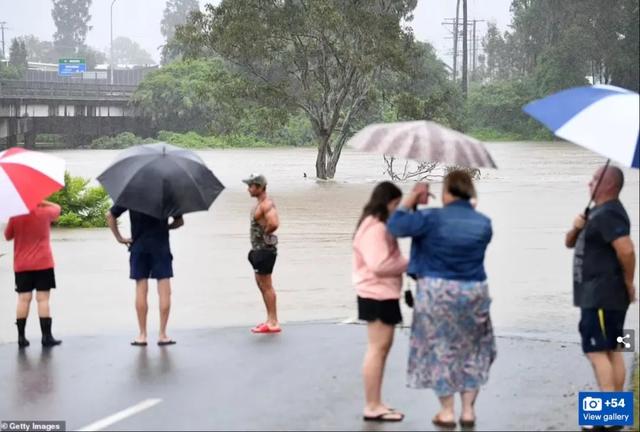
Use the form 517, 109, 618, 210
584, 159, 610, 217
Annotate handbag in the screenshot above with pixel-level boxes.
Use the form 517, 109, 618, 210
404, 277, 415, 308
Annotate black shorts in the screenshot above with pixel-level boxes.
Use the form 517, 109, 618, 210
248, 249, 277, 275
357, 296, 402, 326
15, 268, 56, 293
579, 308, 627, 353
130, 251, 174, 280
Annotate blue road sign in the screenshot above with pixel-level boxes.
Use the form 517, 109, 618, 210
58, 58, 86, 76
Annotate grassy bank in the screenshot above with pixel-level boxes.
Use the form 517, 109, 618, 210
33, 129, 556, 151
468, 128, 554, 142
34, 131, 315, 150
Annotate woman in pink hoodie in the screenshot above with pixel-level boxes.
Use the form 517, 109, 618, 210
352, 182, 408, 422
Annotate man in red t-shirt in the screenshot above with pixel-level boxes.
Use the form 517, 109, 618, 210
4, 200, 63, 348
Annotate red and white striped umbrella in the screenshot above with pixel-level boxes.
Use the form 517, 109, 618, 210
0, 147, 65, 222
347, 120, 497, 169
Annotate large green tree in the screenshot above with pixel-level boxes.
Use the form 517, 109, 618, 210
110, 37, 155, 66
481, 0, 639, 92
19, 35, 57, 63
52, 0, 92, 55
175, 0, 417, 179
132, 59, 288, 135
161, 0, 200, 42
161, 0, 200, 63
9, 39, 28, 70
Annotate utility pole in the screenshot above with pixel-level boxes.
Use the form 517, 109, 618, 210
443, 17, 485, 84
110, 0, 118, 85
472, 20, 477, 76
453, 0, 460, 81
462, 0, 468, 97
0, 21, 7, 63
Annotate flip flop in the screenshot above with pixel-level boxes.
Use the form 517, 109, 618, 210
432, 416, 456, 429
251, 323, 282, 334
460, 417, 476, 428
363, 411, 404, 422
157, 340, 177, 346
130, 341, 147, 347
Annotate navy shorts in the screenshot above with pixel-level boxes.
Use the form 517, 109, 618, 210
579, 308, 627, 353
248, 249, 277, 275
130, 251, 173, 280
15, 268, 56, 293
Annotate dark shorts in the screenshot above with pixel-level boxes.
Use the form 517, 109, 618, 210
130, 251, 173, 280
579, 308, 627, 353
15, 268, 56, 293
357, 296, 402, 326
248, 249, 277, 275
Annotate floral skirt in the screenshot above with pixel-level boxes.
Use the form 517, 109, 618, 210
407, 277, 497, 396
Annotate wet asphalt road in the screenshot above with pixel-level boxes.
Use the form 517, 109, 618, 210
0, 322, 635, 431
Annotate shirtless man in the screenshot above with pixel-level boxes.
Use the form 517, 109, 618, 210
243, 174, 281, 334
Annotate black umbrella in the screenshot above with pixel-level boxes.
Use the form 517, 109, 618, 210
97, 143, 225, 219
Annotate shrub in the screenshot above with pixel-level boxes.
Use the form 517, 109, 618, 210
88, 132, 156, 149
156, 130, 271, 148
48, 172, 112, 228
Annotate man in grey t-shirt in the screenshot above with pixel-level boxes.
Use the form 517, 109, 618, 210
565, 165, 636, 394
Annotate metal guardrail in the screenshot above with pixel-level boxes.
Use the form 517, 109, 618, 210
0, 80, 137, 101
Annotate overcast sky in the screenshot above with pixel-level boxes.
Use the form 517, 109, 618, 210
0, 0, 513, 65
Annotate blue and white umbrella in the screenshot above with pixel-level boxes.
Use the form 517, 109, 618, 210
523, 85, 639, 168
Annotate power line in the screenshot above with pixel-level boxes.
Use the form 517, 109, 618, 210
442, 17, 485, 83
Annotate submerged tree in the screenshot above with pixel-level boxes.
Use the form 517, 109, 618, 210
175, 0, 418, 179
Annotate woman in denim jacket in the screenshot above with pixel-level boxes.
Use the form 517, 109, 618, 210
388, 170, 496, 429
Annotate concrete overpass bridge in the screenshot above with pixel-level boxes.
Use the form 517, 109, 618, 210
0, 79, 153, 149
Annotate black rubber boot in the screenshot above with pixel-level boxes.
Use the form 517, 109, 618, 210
40, 317, 62, 347
16, 318, 30, 348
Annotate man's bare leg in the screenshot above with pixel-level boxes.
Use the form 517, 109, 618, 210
157, 278, 172, 343
17, 292, 33, 319
255, 274, 278, 328
35, 291, 51, 318
134, 279, 149, 344
607, 351, 626, 391
586, 352, 616, 391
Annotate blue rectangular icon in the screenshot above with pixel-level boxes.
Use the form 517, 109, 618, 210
578, 392, 633, 426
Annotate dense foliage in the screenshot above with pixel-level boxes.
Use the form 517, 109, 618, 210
173, 0, 420, 179
467, 0, 639, 138
48, 172, 111, 228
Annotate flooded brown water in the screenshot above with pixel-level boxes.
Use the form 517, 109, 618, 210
0, 142, 638, 343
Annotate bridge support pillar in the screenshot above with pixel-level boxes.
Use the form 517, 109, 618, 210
6, 134, 17, 147
24, 131, 36, 149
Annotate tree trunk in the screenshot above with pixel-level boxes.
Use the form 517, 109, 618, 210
315, 135, 329, 179
326, 155, 339, 179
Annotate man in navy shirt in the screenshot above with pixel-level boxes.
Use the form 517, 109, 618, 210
566, 165, 636, 393
107, 206, 184, 346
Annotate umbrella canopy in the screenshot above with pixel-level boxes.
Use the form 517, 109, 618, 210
97, 143, 225, 219
523, 85, 639, 168
0, 147, 65, 222
346, 120, 497, 168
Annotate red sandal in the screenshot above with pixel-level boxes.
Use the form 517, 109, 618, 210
251, 323, 282, 334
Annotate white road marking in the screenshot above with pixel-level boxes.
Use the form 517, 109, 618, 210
77, 398, 162, 431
